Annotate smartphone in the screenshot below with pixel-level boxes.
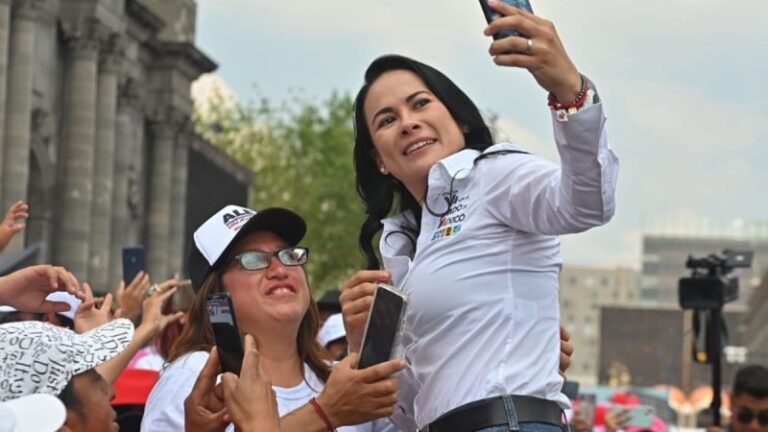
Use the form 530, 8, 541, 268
478, 0, 533, 39
562, 380, 580, 400
611, 405, 655, 428
357, 284, 408, 369
206, 293, 244, 375
122, 246, 145, 285
578, 393, 596, 429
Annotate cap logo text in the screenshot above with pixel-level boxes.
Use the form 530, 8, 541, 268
222, 208, 254, 230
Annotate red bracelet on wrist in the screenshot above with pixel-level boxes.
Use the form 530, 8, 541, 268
548, 75, 589, 111
310, 397, 337, 432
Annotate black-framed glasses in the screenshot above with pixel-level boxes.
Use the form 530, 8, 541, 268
737, 409, 768, 426
231, 247, 309, 271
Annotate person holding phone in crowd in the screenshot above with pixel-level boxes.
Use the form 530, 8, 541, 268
341, 1, 619, 431
142, 205, 406, 432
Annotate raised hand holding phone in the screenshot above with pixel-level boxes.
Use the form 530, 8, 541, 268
482, 0, 583, 104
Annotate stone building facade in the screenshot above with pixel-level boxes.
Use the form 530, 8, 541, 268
0, 0, 251, 291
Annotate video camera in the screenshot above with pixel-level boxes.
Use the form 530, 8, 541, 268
678, 249, 753, 310
677, 249, 753, 427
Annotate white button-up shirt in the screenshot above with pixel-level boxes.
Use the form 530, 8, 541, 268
380, 101, 619, 429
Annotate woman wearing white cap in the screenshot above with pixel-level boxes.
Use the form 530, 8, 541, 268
142, 205, 406, 432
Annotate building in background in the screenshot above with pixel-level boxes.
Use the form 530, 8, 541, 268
0, 0, 251, 291
746, 270, 768, 363
559, 266, 641, 385
640, 219, 768, 307
599, 306, 748, 390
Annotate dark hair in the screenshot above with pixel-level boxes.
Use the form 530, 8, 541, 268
0, 311, 44, 325
58, 378, 80, 411
733, 364, 768, 398
353, 54, 495, 269
170, 261, 331, 383
58, 370, 97, 415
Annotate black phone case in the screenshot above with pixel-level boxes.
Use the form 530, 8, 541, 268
206, 293, 244, 375
478, 0, 533, 39
358, 284, 408, 369
122, 246, 145, 285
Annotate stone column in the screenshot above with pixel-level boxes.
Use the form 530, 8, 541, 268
0, 0, 12, 176
108, 78, 141, 289
1, 0, 43, 251
54, 20, 101, 279
146, 109, 184, 280
167, 127, 191, 276
87, 35, 121, 291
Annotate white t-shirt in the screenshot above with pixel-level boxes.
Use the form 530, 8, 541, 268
380, 100, 618, 428
141, 351, 401, 432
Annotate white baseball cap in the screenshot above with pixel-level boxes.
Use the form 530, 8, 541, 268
187, 205, 306, 290
317, 313, 347, 348
0, 291, 82, 320
0, 394, 66, 432
0, 319, 134, 401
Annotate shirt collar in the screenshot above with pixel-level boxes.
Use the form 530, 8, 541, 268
381, 143, 523, 228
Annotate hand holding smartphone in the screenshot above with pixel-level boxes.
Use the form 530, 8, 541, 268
357, 284, 408, 370
479, 0, 533, 39
206, 293, 244, 375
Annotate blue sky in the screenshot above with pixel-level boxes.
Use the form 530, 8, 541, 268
194, 0, 768, 269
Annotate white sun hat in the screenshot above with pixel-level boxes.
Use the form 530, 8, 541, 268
0, 393, 67, 432
0, 319, 134, 401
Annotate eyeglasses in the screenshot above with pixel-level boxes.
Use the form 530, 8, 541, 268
736, 409, 768, 426
231, 247, 309, 271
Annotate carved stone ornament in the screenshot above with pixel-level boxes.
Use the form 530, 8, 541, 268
118, 77, 142, 111
126, 164, 141, 219
31, 107, 53, 143
11, 0, 46, 20
61, 17, 106, 59
100, 33, 124, 73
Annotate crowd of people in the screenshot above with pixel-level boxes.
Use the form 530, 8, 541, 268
0, 1, 765, 432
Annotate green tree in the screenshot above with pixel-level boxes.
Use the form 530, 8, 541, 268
193, 89, 366, 295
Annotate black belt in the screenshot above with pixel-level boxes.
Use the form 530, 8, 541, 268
423, 395, 564, 432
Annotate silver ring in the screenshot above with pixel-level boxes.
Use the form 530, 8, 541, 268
147, 283, 160, 297
525, 38, 533, 55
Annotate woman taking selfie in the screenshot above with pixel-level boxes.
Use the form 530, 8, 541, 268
142, 205, 405, 432
341, 2, 619, 432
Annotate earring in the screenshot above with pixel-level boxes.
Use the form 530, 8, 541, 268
380, 166, 388, 175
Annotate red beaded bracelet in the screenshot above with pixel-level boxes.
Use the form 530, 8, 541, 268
310, 397, 337, 432
547, 75, 589, 111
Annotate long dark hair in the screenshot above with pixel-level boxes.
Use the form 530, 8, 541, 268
353, 54, 496, 269
170, 265, 331, 383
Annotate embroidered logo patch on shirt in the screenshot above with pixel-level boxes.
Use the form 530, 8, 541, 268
430, 191, 470, 242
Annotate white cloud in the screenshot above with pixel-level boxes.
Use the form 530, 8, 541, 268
618, 81, 764, 153
492, 116, 559, 162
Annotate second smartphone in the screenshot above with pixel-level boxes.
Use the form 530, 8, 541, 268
206, 293, 244, 375
357, 284, 408, 369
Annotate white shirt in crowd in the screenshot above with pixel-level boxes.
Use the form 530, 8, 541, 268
380, 98, 618, 429
141, 351, 401, 432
